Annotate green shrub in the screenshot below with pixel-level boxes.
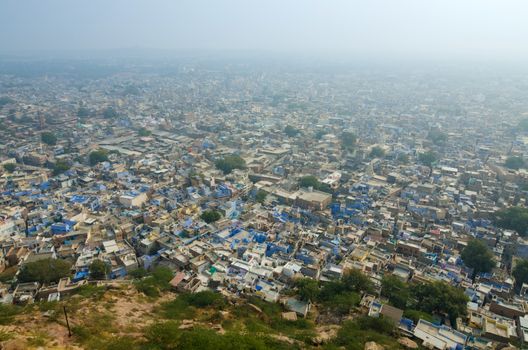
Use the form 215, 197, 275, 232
180, 291, 225, 308
17, 258, 71, 284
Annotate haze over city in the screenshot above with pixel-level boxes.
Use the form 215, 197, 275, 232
2, 2, 528, 350
1, 0, 528, 61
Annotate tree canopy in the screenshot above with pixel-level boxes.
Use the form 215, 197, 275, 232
381, 275, 409, 309
505, 156, 525, 170
77, 107, 90, 118
215, 154, 246, 174
89, 149, 109, 166
201, 210, 222, 224
461, 239, 495, 279
418, 151, 437, 166
397, 153, 410, 164
294, 269, 373, 316
493, 206, 528, 236
89, 260, 110, 280
103, 106, 118, 119
294, 277, 320, 302
138, 127, 152, 137
519, 118, 528, 132
41, 131, 57, 145
408, 281, 468, 326
513, 259, 528, 291
18, 258, 71, 284
0, 96, 15, 107
255, 189, 267, 204
369, 146, 385, 158
3, 163, 16, 173
53, 160, 70, 176
341, 131, 357, 150
298, 175, 332, 193
284, 125, 300, 137
427, 129, 448, 145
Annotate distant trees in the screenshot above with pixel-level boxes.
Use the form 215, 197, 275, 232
41, 131, 57, 145
505, 156, 525, 170
52, 160, 70, 176
493, 206, 528, 237
137, 127, 152, 137
397, 153, 410, 164
89, 149, 109, 166
18, 258, 71, 284
103, 106, 118, 119
2, 163, 16, 173
513, 260, 528, 291
519, 118, 528, 132
461, 239, 495, 280
284, 125, 300, 137
89, 260, 110, 280
215, 154, 246, 174
298, 175, 332, 193
418, 151, 437, 166
0, 96, 15, 107
369, 146, 385, 158
77, 107, 90, 118
341, 131, 357, 150
255, 190, 267, 204
315, 130, 327, 140
201, 210, 222, 224
427, 129, 448, 146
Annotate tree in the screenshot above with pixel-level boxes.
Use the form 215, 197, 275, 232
134, 266, 174, 298
505, 156, 525, 170
103, 106, 118, 119
427, 129, 448, 146
284, 125, 300, 137
77, 107, 90, 118
215, 154, 246, 174
409, 281, 468, 326
255, 190, 267, 204
298, 175, 332, 193
315, 130, 327, 140
461, 240, 495, 280
3, 163, 16, 173
294, 277, 320, 302
0, 96, 14, 107
493, 207, 528, 237
342, 269, 374, 294
381, 275, 409, 309
201, 210, 222, 224
89, 259, 109, 280
53, 160, 70, 175
18, 258, 71, 284
418, 151, 437, 166
369, 146, 385, 158
397, 153, 410, 164
519, 118, 528, 132
89, 149, 109, 166
513, 260, 528, 291
341, 131, 357, 150
41, 132, 57, 145
138, 127, 152, 137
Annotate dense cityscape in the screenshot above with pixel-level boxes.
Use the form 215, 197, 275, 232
0, 57, 528, 349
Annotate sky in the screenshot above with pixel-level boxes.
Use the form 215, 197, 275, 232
1, 0, 527, 60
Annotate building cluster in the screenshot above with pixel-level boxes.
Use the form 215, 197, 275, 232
1, 63, 528, 349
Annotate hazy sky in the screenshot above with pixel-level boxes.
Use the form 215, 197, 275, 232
1, 0, 527, 59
